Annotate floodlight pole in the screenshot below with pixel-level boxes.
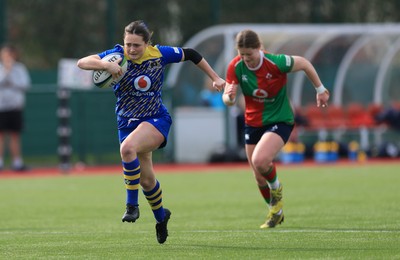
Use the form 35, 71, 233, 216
57, 88, 72, 173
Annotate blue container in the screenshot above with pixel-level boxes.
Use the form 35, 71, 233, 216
314, 151, 330, 163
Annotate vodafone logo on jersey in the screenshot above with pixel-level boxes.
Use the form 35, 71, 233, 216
252, 89, 268, 98
134, 75, 151, 91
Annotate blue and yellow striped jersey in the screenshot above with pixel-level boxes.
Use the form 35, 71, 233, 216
98, 44, 183, 121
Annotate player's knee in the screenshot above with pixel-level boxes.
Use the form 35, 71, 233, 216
252, 156, 273, 173
140, 176, 156, 191
120, 142, 137, 160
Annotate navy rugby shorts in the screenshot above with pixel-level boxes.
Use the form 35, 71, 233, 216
244, 122, 294, 145
118, 112, 172, 149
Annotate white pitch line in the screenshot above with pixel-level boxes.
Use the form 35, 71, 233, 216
1, 229, 399, 235
181, 229, 400, 234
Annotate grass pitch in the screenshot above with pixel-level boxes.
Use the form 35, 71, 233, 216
1, 162, 400, 259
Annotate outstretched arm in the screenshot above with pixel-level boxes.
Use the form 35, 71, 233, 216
292, 56, 329, 107
182, 48, 225, 92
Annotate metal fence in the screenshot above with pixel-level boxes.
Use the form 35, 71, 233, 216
21, 87, 150, 168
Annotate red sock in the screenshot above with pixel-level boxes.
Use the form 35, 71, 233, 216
258, 185, 271, 205
263, 164, 277, 183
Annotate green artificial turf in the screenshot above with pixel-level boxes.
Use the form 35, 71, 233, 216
1, 163, 399, 259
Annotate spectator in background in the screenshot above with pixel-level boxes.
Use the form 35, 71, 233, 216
288, 106, 309, 143
374, 104, 400, 131
200, 79, 225, 110
200, 40, 225, 110
0, 44, 31, 171
201, 74, 247, 142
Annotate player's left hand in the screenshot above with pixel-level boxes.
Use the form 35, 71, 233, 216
105, 58, 123, 79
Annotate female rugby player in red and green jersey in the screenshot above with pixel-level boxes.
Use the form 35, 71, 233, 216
223, 29, 329, 229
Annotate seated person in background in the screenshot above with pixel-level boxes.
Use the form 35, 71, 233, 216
200, 77, 225, 110
287, 106, 309, 143
374, 105, 400, 131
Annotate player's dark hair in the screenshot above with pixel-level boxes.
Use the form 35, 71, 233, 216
124, 20, 153, 44
235, 30, 261, 49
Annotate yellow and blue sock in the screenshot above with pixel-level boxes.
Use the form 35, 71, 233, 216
122, 158, 141, 206
143, 180, 165, 223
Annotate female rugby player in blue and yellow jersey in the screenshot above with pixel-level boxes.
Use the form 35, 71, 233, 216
77, 20, 225, 244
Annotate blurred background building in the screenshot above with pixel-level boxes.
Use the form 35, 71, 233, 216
1, 0, 400, 167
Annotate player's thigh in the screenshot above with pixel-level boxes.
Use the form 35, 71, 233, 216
246, 144, 267, 183
123, 122, 165, 153
252, 132, 285, 166
252, 123, 293, 165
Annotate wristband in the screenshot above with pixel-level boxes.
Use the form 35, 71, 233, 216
315, 85, 327, 94
223, 94, 236, 105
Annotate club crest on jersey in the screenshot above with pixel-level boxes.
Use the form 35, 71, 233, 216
134, 75, 151, 91
149, 60, 162, 70
253, 89, 268, 98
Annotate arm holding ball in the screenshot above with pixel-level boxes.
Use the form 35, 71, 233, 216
77, 54, 123, 79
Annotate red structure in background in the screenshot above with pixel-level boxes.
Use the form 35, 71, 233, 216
302, 102, 384, 131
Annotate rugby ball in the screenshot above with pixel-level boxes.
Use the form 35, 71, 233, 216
93, 53, 128, 88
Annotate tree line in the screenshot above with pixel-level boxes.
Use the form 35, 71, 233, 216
3, 0, 400, 69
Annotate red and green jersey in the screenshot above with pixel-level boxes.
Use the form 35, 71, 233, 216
226, 51, 295, 127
